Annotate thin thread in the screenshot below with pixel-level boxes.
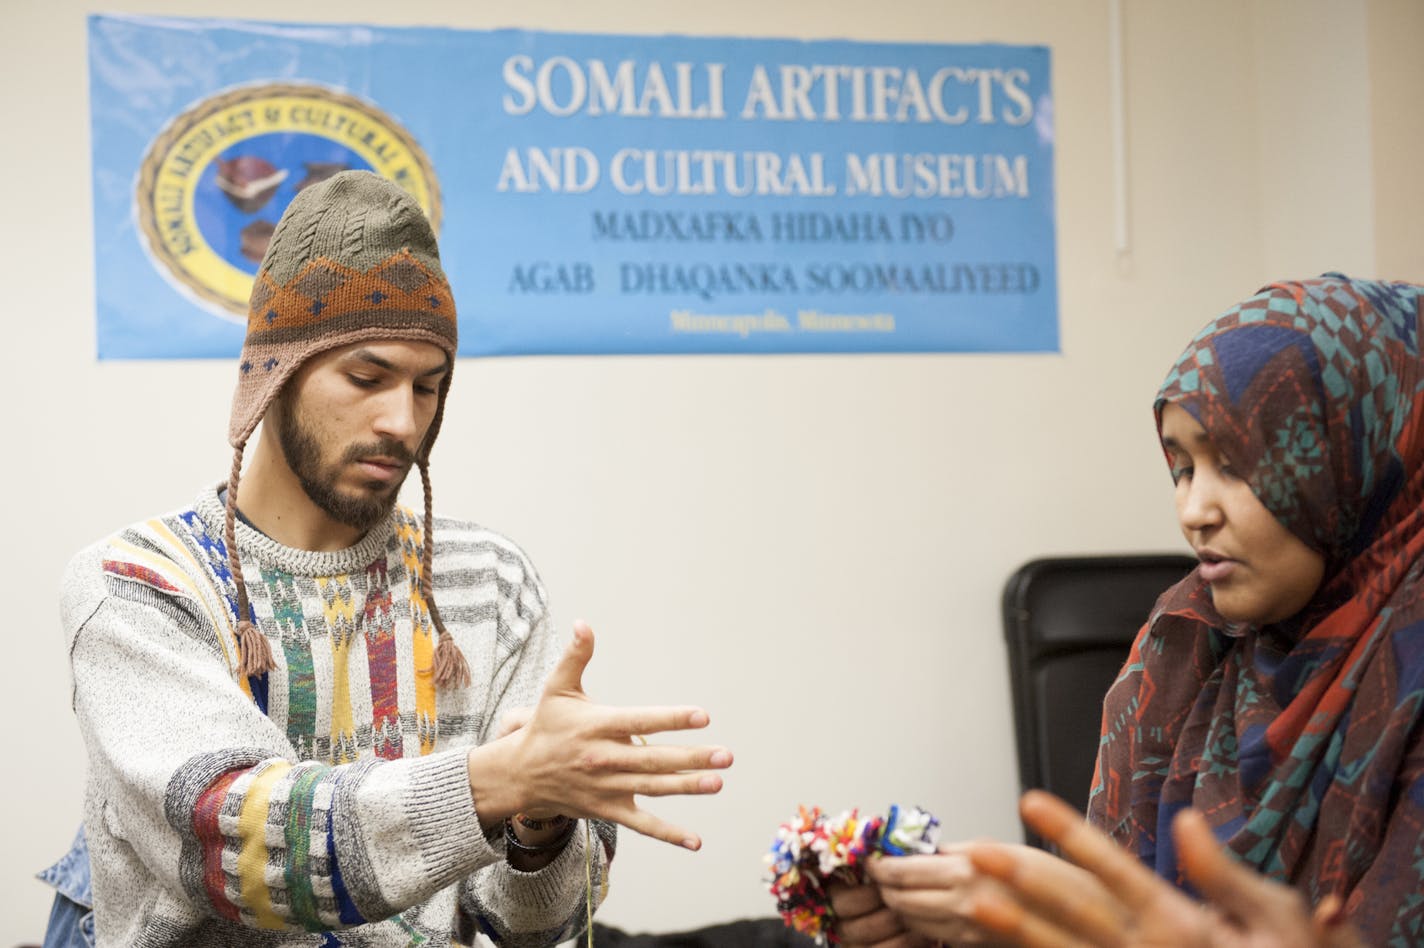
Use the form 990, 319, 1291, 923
582, 739, 639, 944
585, 819, 594, 948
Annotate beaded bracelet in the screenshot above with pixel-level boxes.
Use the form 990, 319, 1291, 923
504, 816, 577, 855
514, 812, 570, 832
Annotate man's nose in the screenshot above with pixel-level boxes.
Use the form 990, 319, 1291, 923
372, 387, 419, 443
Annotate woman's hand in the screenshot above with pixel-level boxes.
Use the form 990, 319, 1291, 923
868, 842, 1094, 946
826, 878, 930, 948
962, 790, 1364, 948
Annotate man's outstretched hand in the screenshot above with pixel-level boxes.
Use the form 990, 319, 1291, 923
468, 620, 732, 850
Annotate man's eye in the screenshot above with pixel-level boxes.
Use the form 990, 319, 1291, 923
415, 385, 438, 397
348, 375, 378, 389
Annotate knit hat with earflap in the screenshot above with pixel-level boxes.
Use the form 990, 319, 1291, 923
225, 170, 469, 689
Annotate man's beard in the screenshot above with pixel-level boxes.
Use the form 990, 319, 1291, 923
276, 400, 416, 534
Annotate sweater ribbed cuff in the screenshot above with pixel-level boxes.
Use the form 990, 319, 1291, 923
403, 749, 491, 888
503, 817, 592, 908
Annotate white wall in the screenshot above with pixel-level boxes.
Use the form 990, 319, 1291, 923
1253, 0, 1377, 279
2, 1, 1419, 943
1369, 0, 1424, 280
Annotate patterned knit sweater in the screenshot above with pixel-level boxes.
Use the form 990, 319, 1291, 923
60, 484, 614, 947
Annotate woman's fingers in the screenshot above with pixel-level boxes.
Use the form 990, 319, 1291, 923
835, 905, 908, 946
1017, 790, 1167, 914
827, 880, 886, 919
1174, 809, 1337, 944
870, 849, 1017, 945
970, 887, 1099, 948
867, 851, 974, 888
1175, 809, 1301, 921
964, 843, 1126, 946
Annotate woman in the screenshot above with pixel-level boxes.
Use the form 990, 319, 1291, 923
834, 274, 1424, 946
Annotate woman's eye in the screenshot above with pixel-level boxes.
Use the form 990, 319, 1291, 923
1171, 465, 1193, 485
415, 385, 438, 397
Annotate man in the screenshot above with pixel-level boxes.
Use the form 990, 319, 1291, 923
58, 171, 732, 946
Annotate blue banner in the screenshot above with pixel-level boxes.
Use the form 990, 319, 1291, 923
89, 15, 1057, 357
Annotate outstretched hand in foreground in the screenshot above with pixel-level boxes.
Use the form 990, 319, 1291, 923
961, 790, 1363, 948
470, 620, 732, 850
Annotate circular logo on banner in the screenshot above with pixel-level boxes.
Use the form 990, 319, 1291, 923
136, 82, 440, 322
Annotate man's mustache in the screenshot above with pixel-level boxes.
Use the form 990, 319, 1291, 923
342, 439, 416, 466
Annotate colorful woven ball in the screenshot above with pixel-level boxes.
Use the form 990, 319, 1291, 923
765, 804, 940, 945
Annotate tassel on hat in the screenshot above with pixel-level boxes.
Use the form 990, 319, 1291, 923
237, 619, 277, 678
222, 170, 467, 688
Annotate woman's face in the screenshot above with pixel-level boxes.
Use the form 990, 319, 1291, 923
1160, 403, 1326, 626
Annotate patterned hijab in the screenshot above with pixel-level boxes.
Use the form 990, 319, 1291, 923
1087, 275, 1424, 940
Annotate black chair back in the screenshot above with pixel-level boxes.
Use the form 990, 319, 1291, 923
1002, 555, 1197, 848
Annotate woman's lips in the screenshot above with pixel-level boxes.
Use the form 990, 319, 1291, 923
1198, 557, 1238, 583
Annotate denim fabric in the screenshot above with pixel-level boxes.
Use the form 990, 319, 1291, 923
37, 827, 94, 948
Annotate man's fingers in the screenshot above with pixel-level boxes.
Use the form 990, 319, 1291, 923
543, 620, 595, 697
615, 806, 702, 851
605, 771, 726, 797
577, 742, 731, 776
494, 706, 533, 739
598, 705, 712, 737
